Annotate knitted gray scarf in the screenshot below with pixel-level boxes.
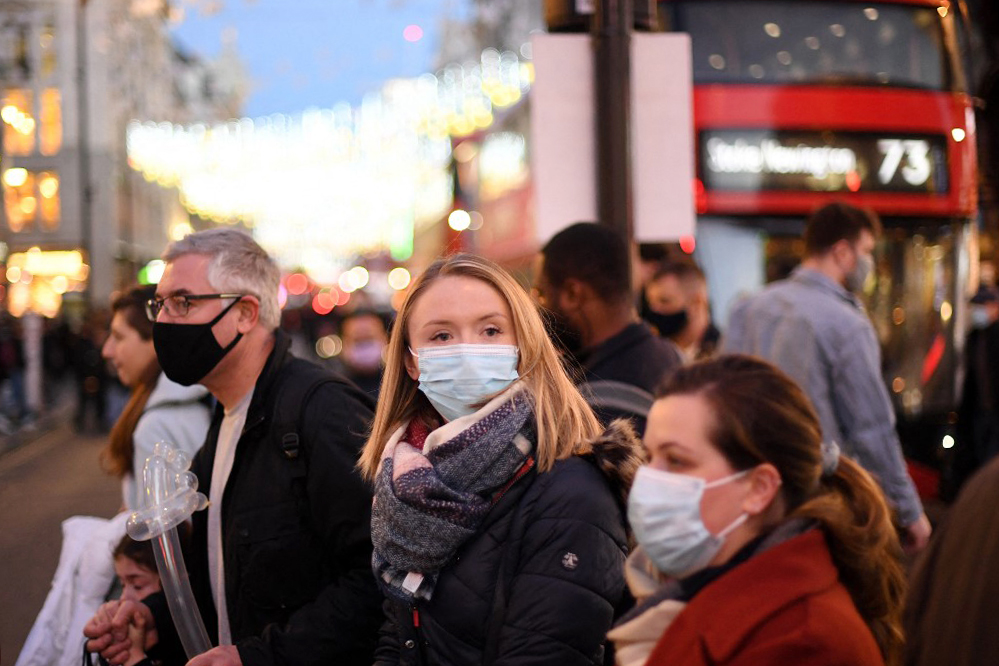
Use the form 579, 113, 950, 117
371, 391, 534, 603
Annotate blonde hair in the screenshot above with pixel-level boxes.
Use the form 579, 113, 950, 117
359, 253, 601, 480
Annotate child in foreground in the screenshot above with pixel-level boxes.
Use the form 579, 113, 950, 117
87, 536, 186, 666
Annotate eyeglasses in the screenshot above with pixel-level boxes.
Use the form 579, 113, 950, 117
145, 293, 245, 322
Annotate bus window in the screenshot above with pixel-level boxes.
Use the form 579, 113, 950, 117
671, 1, 950, 91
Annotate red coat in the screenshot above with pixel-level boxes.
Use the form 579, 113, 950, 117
646, 530, 885, 666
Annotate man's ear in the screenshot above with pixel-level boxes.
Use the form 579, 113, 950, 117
742, 463, 783, 516
832, 238, 855, 263
235, 296, 260, 332
559, 278, 589, 311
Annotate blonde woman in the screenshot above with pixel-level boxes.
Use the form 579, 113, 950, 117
360, 253, 643, 666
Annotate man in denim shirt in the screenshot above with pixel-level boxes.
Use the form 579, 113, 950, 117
724, 202, 931, 553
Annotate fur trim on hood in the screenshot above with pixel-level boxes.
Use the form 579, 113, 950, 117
583, 418, 646, 509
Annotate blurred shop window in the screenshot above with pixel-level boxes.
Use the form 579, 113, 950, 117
4, 168, 36, 232
2, 89, 36, 156
40, 21, 56, 79
40, 89, 61, 155
3, 169, 58, 233
38, 172, 60, 230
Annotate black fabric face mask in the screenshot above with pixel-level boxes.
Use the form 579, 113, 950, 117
153, 298, 244, 386
640, 292, 689, 338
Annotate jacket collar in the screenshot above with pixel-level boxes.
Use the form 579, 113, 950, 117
576, 321, 655, 371
791, 266, 863, 310
239, 329, 292, 435
582, 418, 644, 509
671, 528, 839, 662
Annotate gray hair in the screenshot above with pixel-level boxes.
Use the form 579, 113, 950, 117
163, 228, 282, 330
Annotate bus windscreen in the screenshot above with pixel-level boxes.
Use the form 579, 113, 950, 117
672, 2, 949, 91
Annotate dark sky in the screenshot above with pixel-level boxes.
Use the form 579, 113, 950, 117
170, 0, 470, 118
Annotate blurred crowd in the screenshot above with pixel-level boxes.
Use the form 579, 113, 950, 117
12, 202, 999, 666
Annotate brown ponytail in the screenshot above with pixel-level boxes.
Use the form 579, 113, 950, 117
657, 355, 905, 665
100, 285, 160, 478
792, 457, 906, 666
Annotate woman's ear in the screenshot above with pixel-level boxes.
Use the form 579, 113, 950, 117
742, 463, 783, 516
404, 347, 420, 381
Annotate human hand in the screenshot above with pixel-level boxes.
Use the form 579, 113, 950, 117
123, 611, 150, 666
83, 600, 157, 665
83, 600, 129, 664
903, 512, 932, 555
186, 645, 242, 666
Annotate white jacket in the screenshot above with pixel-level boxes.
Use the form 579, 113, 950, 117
123, 373, 212, 510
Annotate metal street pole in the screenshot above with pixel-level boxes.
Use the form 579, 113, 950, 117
77, 0, 92, 309
593, 0, 634, 246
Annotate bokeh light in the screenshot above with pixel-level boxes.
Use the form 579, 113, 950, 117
403, 24, 424, 42
448, 209, 471, 231
312, 292, 334, 315
679, 235, 697, 254
316, 334, 343, 358
388, 267, 411, 290
286, 272, 309, 295
350, 266, 369, 289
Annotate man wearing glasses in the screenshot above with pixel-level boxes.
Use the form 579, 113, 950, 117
84, 228, 382, 666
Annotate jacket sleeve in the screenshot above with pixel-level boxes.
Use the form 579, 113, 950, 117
236, 381, 383, 666
492, 465, 628, 666
132, 403, 211, 484
830, 324, 923, 526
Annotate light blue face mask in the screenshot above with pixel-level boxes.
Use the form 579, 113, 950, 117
628, 465, 750, 578
411, 344, 520, 422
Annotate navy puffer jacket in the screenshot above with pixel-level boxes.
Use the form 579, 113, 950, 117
373, 420, 642, 666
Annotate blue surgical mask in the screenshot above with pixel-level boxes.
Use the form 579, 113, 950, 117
411, 344, 520, 422
628, 465, 750, 578
846, 253, 874, 293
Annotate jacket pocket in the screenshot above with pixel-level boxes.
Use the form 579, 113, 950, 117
231, 501, 322, 616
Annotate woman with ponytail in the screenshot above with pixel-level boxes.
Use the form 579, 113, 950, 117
101, 285, 212, 509
610, 354, 905, 666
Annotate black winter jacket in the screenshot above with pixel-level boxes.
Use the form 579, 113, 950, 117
575, 322, 682, 434
187, 331, 382, 666
373, 420, 643, 666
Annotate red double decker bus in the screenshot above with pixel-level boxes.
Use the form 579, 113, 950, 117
658, 0, 978, 484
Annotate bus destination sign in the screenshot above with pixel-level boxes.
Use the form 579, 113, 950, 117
700, 129, 949, 194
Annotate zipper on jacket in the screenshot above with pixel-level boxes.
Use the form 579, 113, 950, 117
491, 456, 535, 506
407, 604, 426, 659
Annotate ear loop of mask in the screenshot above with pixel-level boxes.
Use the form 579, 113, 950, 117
705, 469, 752, 538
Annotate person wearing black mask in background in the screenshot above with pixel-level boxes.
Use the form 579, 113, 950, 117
641, 261, 720, 362
535, 222, 682, 433
84, 228, 382, 666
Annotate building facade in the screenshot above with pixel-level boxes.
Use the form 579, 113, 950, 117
0, 0, 243, 316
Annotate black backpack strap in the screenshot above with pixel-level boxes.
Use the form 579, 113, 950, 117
272, 362, 334, 472
270, 360, 376, 474
579, 380, 654, 420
